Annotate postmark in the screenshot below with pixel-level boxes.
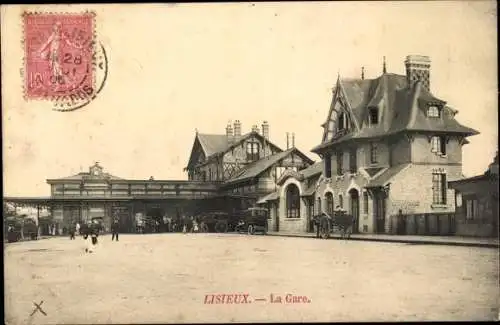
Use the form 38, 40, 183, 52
22, 11, 107, 112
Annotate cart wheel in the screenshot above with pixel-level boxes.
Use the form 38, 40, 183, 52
248, 225, 255, 235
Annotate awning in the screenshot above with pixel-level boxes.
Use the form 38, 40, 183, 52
365, 164, 410, 188
257, 191, 279, 204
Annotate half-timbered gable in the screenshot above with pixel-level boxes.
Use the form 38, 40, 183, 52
185, 121, 283, 182
222, 147, 314, 196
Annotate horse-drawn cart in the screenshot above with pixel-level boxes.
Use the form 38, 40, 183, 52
315, 211, 355, 239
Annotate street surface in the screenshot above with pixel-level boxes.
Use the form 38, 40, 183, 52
4, 233, 499, 323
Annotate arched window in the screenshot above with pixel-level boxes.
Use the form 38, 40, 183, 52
286, 184, 300, 218
325, 192, 334, 215
317, 197, 322, 215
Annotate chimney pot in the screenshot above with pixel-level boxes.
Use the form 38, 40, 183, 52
234, 120, 242, 139
405, 55, 431, 91
226, 122, 234, 144
261, 121, 269, 140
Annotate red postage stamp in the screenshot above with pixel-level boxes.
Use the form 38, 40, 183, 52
23, 12, 95, 100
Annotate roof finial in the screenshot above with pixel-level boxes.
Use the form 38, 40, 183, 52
383, 56, 387, 74
361, 66, 365, 80
195, 128, 198, 134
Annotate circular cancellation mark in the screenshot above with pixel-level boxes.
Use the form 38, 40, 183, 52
52, 41, 109, 112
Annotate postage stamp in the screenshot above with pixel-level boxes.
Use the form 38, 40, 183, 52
23, 11, 107, 111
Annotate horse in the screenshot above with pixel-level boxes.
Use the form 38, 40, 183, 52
315, 211, 355, 239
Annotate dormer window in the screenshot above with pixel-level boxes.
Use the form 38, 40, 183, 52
368, 107, 379, 125
427, 105, 441, 118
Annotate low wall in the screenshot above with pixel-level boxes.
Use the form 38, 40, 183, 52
389, 213, 456, 236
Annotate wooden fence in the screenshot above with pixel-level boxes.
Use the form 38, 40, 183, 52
389, 213, 456, 236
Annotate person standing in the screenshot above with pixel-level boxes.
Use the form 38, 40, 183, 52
111, 218, 119, 241
69, 222, 76, 240
76, 222, 81, 236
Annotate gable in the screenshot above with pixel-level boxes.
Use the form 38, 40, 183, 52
186, 136, 207, 169
322, 85, 357, 143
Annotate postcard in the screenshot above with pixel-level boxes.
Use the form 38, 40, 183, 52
2, 2, 498, 324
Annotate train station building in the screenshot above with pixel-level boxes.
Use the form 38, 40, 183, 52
5, 55, 492, 237
4, 121, 316, 234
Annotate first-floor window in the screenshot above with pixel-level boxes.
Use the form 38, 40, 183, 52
324, 154, 332, 178
465, 198, 478, 220
363, 191, 369, 214
337, 151, 343, 175
370, 143, 378, 164
432, 172, 447, 204
317, 197, 322, 215
325, 192, 334, 215
338, 194, 344, 209
431, 136, 446, 155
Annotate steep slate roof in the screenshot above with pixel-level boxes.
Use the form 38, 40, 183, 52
197, 133, 231, 157
312, 73, 479, 153
186, 131, 284, 169
224, 148, 314, 186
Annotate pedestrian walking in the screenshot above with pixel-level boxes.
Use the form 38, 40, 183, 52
69, 222, 76, 240
111, 218, 120, 241
76, 222, 81, 236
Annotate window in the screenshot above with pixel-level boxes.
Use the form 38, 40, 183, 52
338, 194, 344, 209
369, 107, 379, 125
431, 136, 446, 155
324, 154, 332, 178
363, 191, 369, 214
325, 192, 334, 215
465, 198, 478, 220
246, 142, 260, 161
208, 168, 212, 181
432, 172, 447, 204
317, 197, 322, 215
349, 149, 357, 173
338, 112, 345, 130
286, 184, 300, 218
427, 105, 441, 118
337, 152, 343, 175
370, 143, 378, 164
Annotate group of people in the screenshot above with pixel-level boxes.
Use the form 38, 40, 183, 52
69, 218, 121, 253
313, 205, 345, 238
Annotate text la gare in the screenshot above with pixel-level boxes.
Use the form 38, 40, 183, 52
270, 293, 311, 304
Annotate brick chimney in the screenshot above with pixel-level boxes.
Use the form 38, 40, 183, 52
251, 124, 259, 134
234, 120, 242, 139
226, 122, 234, 144
262, 121, 269, 140
405, 55, 431, 91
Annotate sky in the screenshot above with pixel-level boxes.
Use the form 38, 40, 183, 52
2, 1, 498, 196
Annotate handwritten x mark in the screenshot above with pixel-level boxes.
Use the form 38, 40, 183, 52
30, 300, 47, 316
